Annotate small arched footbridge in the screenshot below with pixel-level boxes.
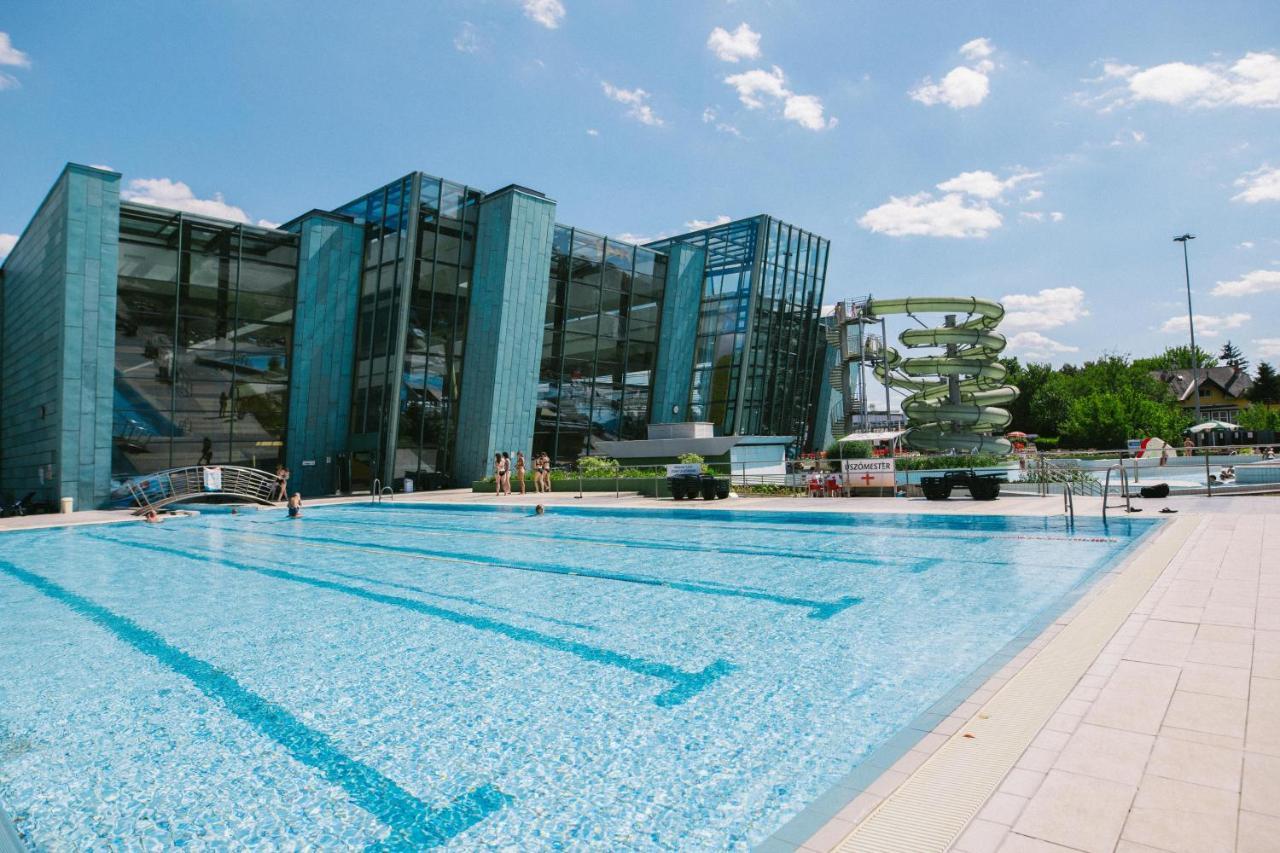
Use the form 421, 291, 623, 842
127, 466, 281, 514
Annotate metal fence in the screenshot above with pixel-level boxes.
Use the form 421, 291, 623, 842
512, 443, 1280, 501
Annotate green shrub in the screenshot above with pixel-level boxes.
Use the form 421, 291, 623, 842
897, 453, 1010, 471
576, 456, 620, 478
734, 482, 800, 496
1033, 436, 1059, 450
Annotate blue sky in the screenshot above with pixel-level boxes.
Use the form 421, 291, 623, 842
2, 1, 1278, 367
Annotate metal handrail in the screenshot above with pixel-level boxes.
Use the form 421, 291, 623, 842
371, 479, 382, 503
1102, 463, 1131, 522
125, 465, 279, 514
380, 486, 395, 502
1062, 480, 1075, 526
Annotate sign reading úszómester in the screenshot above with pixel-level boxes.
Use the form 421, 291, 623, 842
841, 458, 896, 488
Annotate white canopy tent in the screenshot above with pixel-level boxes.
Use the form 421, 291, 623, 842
838, 430, 906, 443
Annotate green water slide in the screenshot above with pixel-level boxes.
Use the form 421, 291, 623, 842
860, 296, 1019, 454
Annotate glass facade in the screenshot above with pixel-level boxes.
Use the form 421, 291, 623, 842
747, 218, 828, 440
651, 215, 828, 446
333, 173, 482, 487
534, 225, 667, 463
113, 203, 299, 476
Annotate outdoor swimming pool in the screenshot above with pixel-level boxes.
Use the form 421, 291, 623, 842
0, 505, 1154, 850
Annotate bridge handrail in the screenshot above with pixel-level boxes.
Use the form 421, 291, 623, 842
126, 465, 281, 514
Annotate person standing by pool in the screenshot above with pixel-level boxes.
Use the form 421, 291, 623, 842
273, 466, 290, 501
287, 493, 303, 518
537, 452, 551, 493
515, 451, 527, 495
494, 453, 506, 496
501, 452, 513, 496
198, 437, 214, 466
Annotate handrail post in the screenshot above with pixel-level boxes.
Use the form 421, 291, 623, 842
1205, 450, 1212, 498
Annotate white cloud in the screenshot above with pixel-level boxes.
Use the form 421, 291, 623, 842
910, 39, 997, 109
702, 107, 743, 137
1237, 241, 1255, 249
858, 192, 1002, 238
724, 66, 788, 108
684, 215, 732, 231
1211, 269, 1280, 297
1160, 312, 1251, 338
860, 168, 1046, 239
1000, 287, 1089, 331
1254, 338, 1280, 358
0, 31, 29, 90
723, 64, 835, 130
601, 82, 663, 126
1094, 51, 1280, 110
0, 233, 17, 260
1108, 129, 1146, 147
453, 22, 480, 53
1020, 212, 1045, 222
911, 66, 990, 109
88, 163, 114, 171
1232, 165, 1280, 203
256, 219, 281, 230
959, 37, 994, 61
706, 23, 761, 63
522, 0, 565, 29
614, 232, 663, 246
0, 32, 30, 67
935, 169, 1039, 200
121, 178, 251, 223
586, 128, 599, 136
1006, 331, 1079, 359
1049, 211, 1065, 222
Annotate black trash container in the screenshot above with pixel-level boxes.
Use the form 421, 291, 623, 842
699, 474, 718, 500
714, 479, 731, 499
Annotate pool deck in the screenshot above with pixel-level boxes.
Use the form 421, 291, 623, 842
2, 489, 1276, 852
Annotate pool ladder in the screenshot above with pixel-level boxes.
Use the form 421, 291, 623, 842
370, 479, 395, 504
1101, 463, 1132, 523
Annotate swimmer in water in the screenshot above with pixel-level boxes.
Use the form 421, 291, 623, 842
535, 504, 545, 516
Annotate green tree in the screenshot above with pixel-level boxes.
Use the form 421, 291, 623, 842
1219, 340, 1249, 372
1248, 362, 1280, 405
1000, 357, 1052, 434
1238, 404, 1280, 432
1132, 345, 1219, 373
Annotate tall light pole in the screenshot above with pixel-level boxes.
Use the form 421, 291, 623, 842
1173, 234, 1202, 425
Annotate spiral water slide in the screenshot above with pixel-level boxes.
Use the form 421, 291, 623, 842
860, 296, 1018, 455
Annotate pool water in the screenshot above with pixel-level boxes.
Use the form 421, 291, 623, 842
0, 505, 1153, 850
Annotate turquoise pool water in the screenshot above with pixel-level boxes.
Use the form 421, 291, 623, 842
0, 505, 1153, 850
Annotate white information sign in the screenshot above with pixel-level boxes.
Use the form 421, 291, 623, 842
665, 463, 703, 477
841, 458, 896, 488
202, 466, 223, 491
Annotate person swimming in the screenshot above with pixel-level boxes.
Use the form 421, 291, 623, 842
535, 504, 545, 516
287, 492, 303, 518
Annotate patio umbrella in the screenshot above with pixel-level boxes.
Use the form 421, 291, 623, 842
1005, 431, 1028, 438
1185, 421, 1236, 433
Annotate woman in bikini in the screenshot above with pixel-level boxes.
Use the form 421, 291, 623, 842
493, 453, 505, 496
515, 451, 527, 495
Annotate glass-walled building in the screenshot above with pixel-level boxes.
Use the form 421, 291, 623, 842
535, 225, 667, 463
0, 163, 832, 508
113, 202, 299, 475
649, 215, 828, 446
333, 173, 483, 490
